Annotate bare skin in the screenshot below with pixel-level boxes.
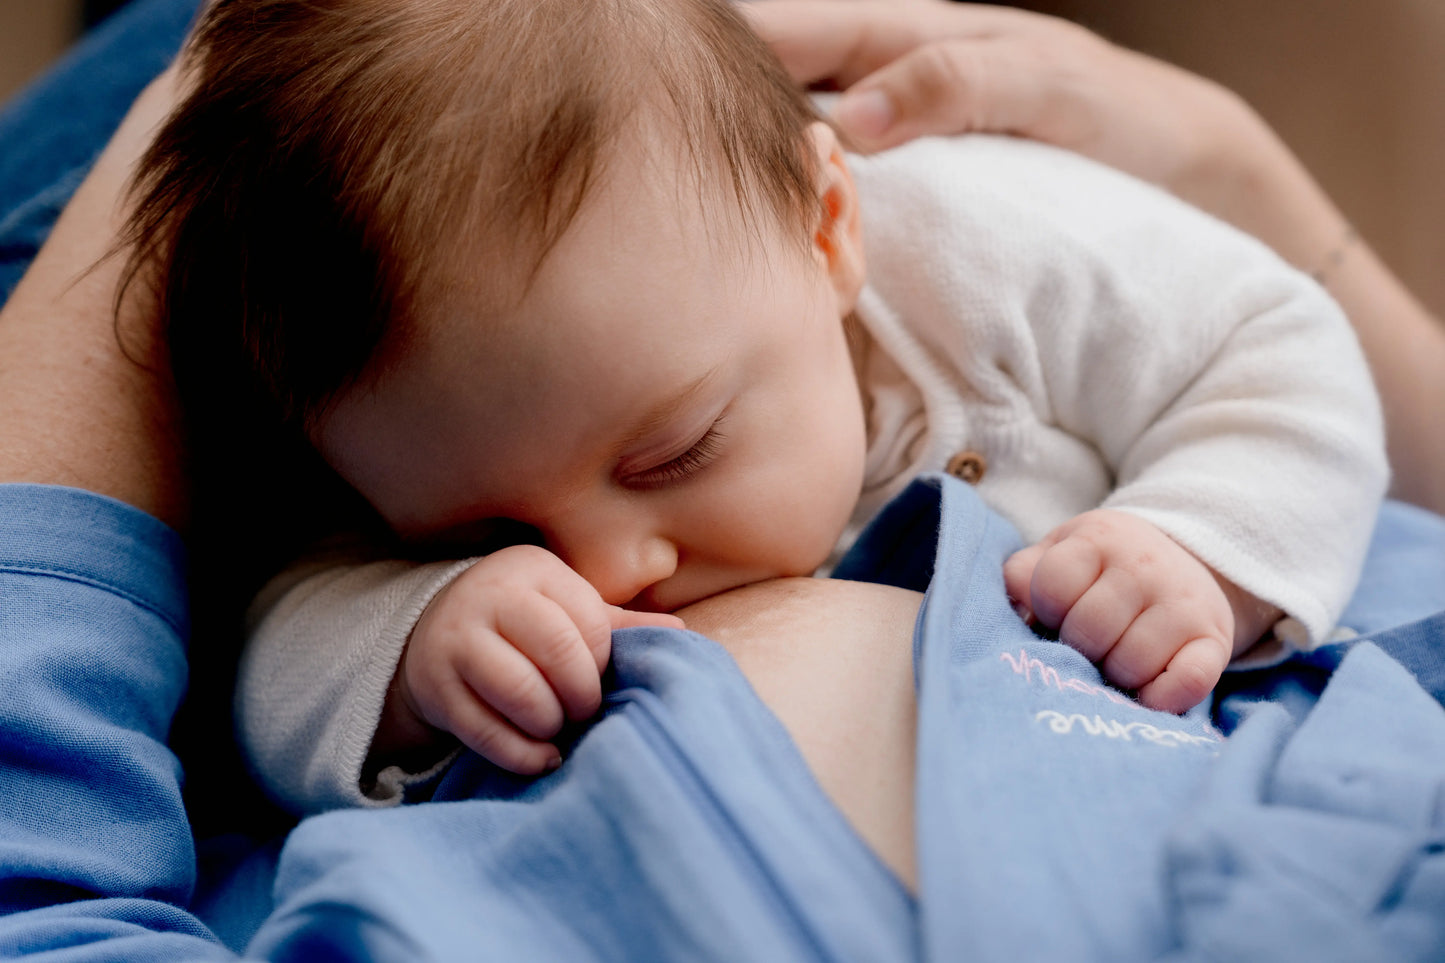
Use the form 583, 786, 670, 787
0, 67, 186, 524
678, 577, 923, 891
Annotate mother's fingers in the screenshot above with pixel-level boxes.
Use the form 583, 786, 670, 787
743, 0, 986, 89
745, 1, 1100, 153
747, 0, 1226, 201
832, 35, 1059, 152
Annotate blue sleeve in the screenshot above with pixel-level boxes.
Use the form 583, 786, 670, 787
0, 485, 232, 960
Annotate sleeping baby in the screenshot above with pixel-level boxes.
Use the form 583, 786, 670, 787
127, 0, 1386, 812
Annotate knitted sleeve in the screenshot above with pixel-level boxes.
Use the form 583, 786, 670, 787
237, 542, 475, 814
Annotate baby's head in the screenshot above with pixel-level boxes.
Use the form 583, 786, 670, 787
131, 0, 869, 610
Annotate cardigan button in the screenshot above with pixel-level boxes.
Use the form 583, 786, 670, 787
945, 449, 987, 485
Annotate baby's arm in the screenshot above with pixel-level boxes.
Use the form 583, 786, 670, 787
1003, 509, 1280, 713
239, 540, 677, 814
239, 544, 476, 813
853, 138, 1387, 704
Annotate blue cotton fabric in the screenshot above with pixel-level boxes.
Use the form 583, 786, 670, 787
230, 481, 1445, 962
0, 486, 230, 960
250, 636, 916, 961
850, 476, 1445, 962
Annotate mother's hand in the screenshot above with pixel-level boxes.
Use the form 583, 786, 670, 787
745, 0, 1258, 207
745, 0, 1330, 276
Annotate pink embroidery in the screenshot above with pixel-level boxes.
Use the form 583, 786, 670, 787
998, 648, 1134, 706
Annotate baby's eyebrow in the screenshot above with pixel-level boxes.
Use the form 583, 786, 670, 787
611, 365, 723, 457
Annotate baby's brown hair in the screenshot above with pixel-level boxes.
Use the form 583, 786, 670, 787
126, 0, 822, 432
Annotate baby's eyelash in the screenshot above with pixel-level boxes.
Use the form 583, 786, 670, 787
628, 424, 726, 488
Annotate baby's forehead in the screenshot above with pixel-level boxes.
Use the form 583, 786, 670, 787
412, 125, 801, 343
407, 68, 818, 312
393, 168, 823, 412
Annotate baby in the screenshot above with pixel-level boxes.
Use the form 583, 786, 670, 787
130, 0, 1386, 812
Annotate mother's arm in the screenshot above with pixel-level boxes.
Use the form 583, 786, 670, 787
0, 55, 243, 954
748, 0, 1445, 516
678, 577, 923, 890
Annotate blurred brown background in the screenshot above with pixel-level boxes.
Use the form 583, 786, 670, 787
1, 1, 129, 97
3, 0, 1444, 319
0, 1, 83, 102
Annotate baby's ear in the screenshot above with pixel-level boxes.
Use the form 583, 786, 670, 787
806, 121, 865, 314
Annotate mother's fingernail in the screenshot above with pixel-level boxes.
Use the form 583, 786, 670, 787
835, 88, 895, 140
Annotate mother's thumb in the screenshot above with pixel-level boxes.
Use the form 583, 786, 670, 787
832, 40, 1013, 153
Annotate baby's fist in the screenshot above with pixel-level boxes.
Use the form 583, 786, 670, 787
395, 545, 681, 774
1003, 510, 1233, 713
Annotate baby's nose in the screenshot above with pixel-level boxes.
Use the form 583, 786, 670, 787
558, 531, 679, 608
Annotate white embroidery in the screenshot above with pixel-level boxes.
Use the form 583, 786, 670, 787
1034, 710, 1219, 748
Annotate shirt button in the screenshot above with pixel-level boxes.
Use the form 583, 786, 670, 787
945, 449, 987, 485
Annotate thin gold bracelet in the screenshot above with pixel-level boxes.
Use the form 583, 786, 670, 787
1308, 224, 1359, 287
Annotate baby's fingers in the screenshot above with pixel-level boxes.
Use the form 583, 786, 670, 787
1131, 632, 1230, 715
438, 679, 562, 775
1017, 533, 1105, 629
498, 595, 607, 723
1056, 567, 1145, 663
610, 607, 685, 632
454, 633, 569, 741
1003, 544, 1043, 622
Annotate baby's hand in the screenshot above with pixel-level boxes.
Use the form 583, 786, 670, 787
1003, 509, 1247, 714
382, 544, 683, 775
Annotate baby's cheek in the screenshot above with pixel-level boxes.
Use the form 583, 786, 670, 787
785, 492, 858, 576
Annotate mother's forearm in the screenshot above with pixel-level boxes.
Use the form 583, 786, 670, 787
0, 68, 188, 529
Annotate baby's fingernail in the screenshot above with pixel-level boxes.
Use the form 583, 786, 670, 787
1010, 599, 1033, 623
545, 753, 563, 771
835, 88, 895, 140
